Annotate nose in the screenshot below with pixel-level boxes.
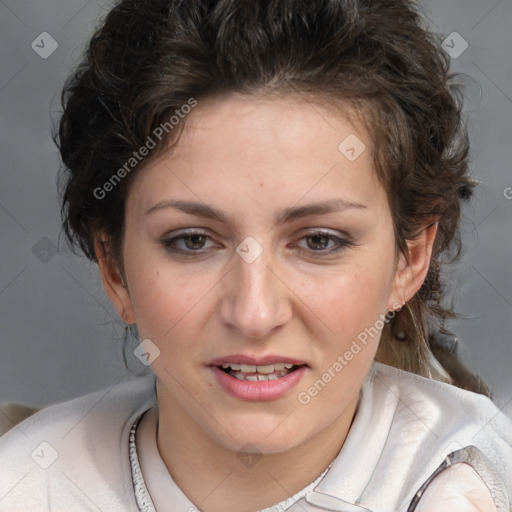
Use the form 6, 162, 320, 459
219, 248, 292, 339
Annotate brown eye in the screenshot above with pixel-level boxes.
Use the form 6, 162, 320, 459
305, 234, 332, 250
182, 234, 207, 250
160, 230, 220, 257
292, 230, 353, 258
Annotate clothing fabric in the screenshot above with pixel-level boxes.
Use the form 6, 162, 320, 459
0, 362, 511, 512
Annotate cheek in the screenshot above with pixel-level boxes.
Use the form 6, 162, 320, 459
125, 259, 212, 341
298, 264, 393, 338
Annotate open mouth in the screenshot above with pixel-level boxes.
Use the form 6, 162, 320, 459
219, 362, 301, 382
211, 359, 308, 400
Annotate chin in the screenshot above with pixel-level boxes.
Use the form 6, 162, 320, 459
211, 416, 308, 455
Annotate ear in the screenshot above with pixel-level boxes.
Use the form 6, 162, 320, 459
387, 220, 439, 310
94, 236, 136, 324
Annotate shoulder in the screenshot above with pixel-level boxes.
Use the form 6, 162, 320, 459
0, 373, 157, 451
0, 374, 156, 511
363, 363, 512, 510
414, 463, 499, 512
369, 361, 512, 440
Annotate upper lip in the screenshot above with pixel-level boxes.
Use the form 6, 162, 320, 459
208, 354, 307, 367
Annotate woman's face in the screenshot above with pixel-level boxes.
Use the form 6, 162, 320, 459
101, 92, 419, 453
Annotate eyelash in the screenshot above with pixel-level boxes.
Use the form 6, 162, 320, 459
159, 229, 353, 258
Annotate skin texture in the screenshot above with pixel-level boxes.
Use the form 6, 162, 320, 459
96, 92, 438, 511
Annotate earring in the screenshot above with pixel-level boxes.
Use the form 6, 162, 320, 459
126, 322, 139, 341
123, 323, 130, 345
393, 302, 407, 341
395, 329, 407, 341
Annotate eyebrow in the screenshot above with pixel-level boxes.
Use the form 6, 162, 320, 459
145, 198, 368, 224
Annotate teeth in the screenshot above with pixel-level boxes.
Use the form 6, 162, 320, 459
256, 364, 275, 374
220, 361, 302, 382
233, 373, 282, 382
221, 362, 296, 373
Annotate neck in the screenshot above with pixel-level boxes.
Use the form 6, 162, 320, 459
155, 383, 359, 512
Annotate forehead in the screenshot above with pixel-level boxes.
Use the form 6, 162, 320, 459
172, 91, 367, 157
126, 92, 387, 222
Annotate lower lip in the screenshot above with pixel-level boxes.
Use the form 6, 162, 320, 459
210, 365, 307, 401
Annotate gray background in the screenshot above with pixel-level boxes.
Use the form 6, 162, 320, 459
0, 0, 511, 417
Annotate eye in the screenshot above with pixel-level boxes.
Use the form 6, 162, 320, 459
293, 230, 352, 256
160, 230, 220, 257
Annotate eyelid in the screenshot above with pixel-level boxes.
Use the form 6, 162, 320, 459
295, 227, 353, 240
292, 227, 354, 245
162, 227, 217, 240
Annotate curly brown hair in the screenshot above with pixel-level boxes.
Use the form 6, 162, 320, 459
56, 0, 488, 394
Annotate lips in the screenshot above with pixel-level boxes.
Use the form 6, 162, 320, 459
208, 354, 308, 400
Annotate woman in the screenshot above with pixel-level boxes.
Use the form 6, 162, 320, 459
1, 0, 511, 511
